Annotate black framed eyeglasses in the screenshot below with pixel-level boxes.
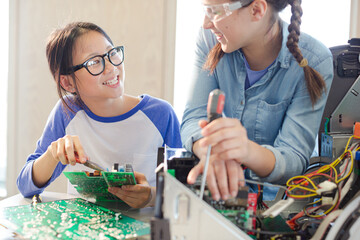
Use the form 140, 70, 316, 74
66, 46, 124, 76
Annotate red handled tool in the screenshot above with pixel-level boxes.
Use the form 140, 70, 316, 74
200, 89, 225, 199
73, 153, 105, 172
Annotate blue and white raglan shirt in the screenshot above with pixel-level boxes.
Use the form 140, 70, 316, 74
17, 94, 182, 197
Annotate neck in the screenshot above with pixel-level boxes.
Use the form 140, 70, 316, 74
83, 95, 139, 117
242, 20, 282, 71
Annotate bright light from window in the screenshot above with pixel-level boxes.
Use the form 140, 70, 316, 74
0, 0, 9, 197
280, 0, 351, 48
174, 0, 351, 121
174, 0, 203, 121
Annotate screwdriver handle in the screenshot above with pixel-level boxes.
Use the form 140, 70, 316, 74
207, 89, 225, 122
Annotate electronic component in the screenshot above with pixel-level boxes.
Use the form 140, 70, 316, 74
262, 198, 294, 218
150, 173, 171, 240
158, 148, 301, 239
157, 147, 199, 184
247, 193, 257, 231
64, 171, 118, 201
162, 171, 251, 240
31, 194, 42, 207
112, 163, 119, 172
0, 198, 150, 239
103, 172, 136, 188
63, 163, 136, 202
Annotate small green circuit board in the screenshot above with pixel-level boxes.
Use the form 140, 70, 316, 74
103, 172, 136, 188
260, 215, 294, 233
63, 172, 136, 201
0, 198, 150, 240
217, 209, 249, 226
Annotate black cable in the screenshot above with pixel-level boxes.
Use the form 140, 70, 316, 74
238, 225, 301, 237
154, 173, 165, 218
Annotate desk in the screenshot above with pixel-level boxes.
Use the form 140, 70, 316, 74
0, 191, 154, 239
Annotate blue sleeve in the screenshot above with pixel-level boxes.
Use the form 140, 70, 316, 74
180, 27, 219, 151
142, 96, 182, 148
16, 100, 73, 197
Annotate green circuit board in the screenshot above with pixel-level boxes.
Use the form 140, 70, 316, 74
0, 198, 150, 240
103, 172, 136, 188
63, 171, 136, 202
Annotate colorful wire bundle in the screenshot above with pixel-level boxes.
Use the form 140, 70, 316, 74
286, 135, 358, 219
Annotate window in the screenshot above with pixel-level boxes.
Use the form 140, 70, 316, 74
279, 0, 351, 48
174, 0, 351, 121
0, 0, 9, 197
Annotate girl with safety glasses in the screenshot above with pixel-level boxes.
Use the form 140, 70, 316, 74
181, 0, 333, 201
17, 22, 182, 208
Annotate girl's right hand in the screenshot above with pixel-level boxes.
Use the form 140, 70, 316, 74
47, 135, 87, 166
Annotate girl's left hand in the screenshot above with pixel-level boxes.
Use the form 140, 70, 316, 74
108, 171, 153, 208
200, 118, 250, 165
188, 118, 250, 200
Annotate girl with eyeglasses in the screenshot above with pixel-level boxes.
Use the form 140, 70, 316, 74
181, 0, 334, 201
17, 22, 182, 208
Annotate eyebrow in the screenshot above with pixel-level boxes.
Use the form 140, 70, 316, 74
81, 45, 114, 62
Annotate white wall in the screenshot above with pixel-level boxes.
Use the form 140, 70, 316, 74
351, 0, 360, 38
7, 0, 176, 197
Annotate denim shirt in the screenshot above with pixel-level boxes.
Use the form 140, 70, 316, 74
180, 21, 334, 185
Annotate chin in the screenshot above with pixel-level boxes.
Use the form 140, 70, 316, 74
221, 44, 235, 54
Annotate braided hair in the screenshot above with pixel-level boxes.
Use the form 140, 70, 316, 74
203, 0, 326, 105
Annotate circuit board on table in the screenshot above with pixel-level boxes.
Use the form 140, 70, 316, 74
0, 198, 150, 240
63, 164, 136, 202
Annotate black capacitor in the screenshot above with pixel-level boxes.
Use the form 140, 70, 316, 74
113, 163, 119, 172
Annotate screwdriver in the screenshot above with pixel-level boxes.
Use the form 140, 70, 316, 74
199, 89, 225, 200
72, 152, 105, 172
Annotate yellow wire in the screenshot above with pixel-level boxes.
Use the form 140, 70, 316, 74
311, 198, 322, 205
288, 184, 317, 193
337, 150, 354, 183
286, 134, 358, 203
328, 164, 338, 183
286, 135, 360, 217
287, 192, 318, 198
306, 193, 339, 218
287, 175, 318, 191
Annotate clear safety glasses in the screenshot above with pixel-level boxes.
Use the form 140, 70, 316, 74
203, 0, 253, 22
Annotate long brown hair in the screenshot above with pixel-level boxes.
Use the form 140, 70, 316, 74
203, 0, 326, 105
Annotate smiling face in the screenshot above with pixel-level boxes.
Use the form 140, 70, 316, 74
67, 30, 125, 107
202, 0, 263, 53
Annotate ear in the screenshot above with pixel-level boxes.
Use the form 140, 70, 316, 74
249, 0, 267, 21
60, 75, 76, 93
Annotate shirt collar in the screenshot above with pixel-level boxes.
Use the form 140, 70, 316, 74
276, 20, 293, 69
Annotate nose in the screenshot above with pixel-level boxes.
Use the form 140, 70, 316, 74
103, 58, 116, 74
203, 15, 213, 29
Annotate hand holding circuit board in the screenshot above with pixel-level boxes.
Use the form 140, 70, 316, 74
108, 169, 154, 209
64, 163, 154, 208
64, 163, 136, 201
